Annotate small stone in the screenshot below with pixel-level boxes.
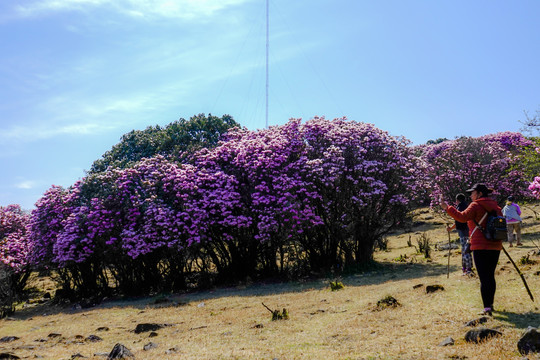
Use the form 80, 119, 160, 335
148, 332, 158, 338
426, 285, 444, 294
107, 343, 134, 359
134, 323, 164, 334
86, 335, 103, 342
0, 337, 19, 343
439, 337, 454, 346
143, 342, 158, 351
96, 327, 109, 332
165, 347, 180, 354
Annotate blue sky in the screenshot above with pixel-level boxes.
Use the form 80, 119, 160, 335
2, 0, 540, 210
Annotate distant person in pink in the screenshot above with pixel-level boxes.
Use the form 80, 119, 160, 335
502, 195, 522, 247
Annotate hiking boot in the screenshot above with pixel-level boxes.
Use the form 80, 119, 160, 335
478, 307, 493, 316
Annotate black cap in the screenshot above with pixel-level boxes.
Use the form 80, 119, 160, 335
507, 195, 514, 201
465, 183, 493, 195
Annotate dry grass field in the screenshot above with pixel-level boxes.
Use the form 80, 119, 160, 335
2, 205, 540, 360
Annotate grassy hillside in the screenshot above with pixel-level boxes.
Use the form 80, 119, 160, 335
1, 205, 540, 359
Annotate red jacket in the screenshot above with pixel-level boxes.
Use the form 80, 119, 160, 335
446, 197, 503, 251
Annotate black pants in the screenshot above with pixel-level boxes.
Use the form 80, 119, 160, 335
473, 250, 501, 309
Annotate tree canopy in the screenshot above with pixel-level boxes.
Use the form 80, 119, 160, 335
89, 113, 239, 174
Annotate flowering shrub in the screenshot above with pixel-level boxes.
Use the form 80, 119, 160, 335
0, 205, 30, 273
193, 119, 317, 277
24, 117, 422, 296
192, 117, 421, 271
28, 185, 72, 266
298, 117, 421, 266
419, 134, 532, 205
54, 159, 195, 294
0, 204, 31, 316
24, 121, 536, 299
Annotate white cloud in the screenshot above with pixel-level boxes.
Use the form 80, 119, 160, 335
0, 122, 105, 142
0, 83, 189, 144
14, 0, 251, 20
15, 0, 109, 17
15, 180, 37, 189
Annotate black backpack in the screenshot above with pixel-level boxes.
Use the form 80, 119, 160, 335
473, 203, 507, 241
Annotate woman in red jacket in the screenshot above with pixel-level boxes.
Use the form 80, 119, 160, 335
440, 183, 503, 315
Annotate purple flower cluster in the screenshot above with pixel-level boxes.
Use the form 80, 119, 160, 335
529, 177, 540, 198
480, 132, 533, 152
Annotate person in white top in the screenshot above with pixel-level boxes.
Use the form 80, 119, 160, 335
502, 195, 522, 247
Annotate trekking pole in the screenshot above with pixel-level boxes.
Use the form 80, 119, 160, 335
501, 245, 535, 302
446, 224, 451, 279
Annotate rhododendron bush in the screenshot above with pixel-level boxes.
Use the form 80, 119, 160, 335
0, 205, 30, 273
418, 132, 532, 205
297, 118, 420, 265
23, 118, 421, 297
11, 119, 536, 300
0, 205, 31, 316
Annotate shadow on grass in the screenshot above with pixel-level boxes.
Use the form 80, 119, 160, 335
494, 310, 540, 330
9, 261, 459, 320
517, 233, 540, 251
343, 261, 459, 286
389, 221, 449, 237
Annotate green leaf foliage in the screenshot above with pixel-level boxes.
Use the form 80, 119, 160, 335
89, 113, 239, 174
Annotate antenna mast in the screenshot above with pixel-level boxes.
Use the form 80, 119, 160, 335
265, 0, 269, 129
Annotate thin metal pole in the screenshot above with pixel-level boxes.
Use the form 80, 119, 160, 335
265, 0, 269, 129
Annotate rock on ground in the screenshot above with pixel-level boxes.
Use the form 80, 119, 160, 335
107, 343, 134, 359
518, 326, 540, 355
464, 327, 502, 343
